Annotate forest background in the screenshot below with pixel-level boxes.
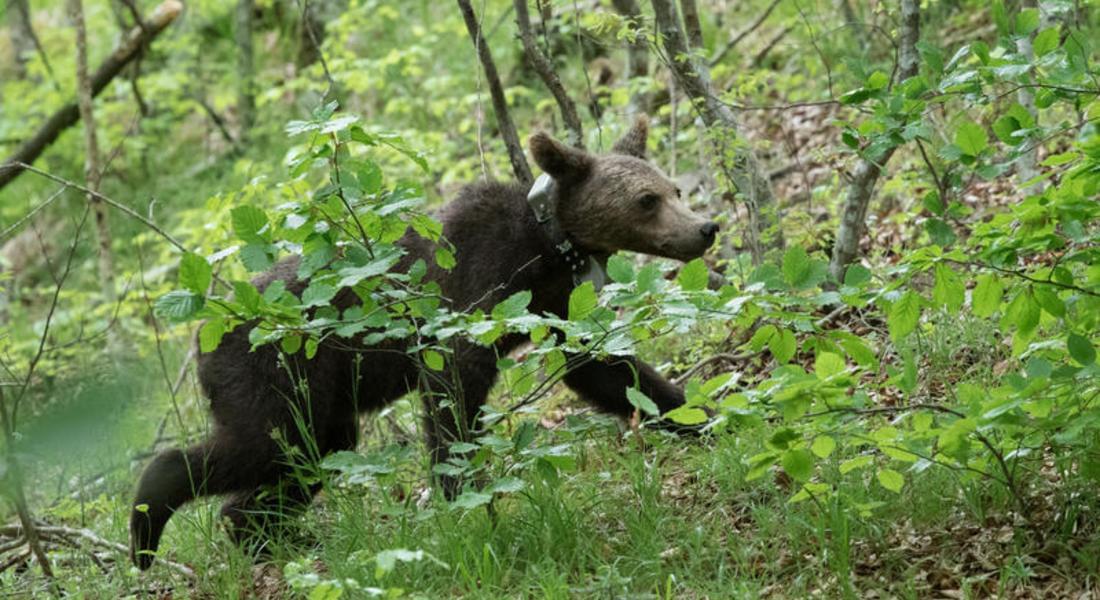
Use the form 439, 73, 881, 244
0, 0, 1099, 597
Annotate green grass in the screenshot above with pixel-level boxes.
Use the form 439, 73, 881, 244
7, 384, 1091, 599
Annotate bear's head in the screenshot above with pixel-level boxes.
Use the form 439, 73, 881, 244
528, 116, 719, 262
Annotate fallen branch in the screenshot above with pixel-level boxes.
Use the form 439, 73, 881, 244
0, 523, 196, 580
0, 0, 182, 191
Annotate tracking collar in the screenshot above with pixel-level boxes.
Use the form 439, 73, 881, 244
527, 174, 608, 290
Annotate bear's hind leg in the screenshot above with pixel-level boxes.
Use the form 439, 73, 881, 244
220, 480, 321, 559
130, 441, 263, 570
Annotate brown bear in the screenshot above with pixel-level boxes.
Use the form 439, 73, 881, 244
129, 116, 718, 570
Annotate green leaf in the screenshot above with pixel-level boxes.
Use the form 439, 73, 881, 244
665, 406, 708, 425
240, 244, 273, 272
839, 455, 873, 474
281, 334, 302, 355
434, 247, 456, 270
626, 387, 660, 416
231, 206, 268, 243
1068, 333, 1096, 365
840, 88, 875, 105
811, 436, 837, 459
1015, 8, 1040, 35
955, 121, 988, 157
781, 449, 814, 482
932, 264, 965, 313
492, 291, 532, 320
450, 491, 493, 510
991, 1, 1010, 35
888, 292, 921, 341
844, 264, 871, 287
233, 281, 262, 312
423, 349, 445, 371
749, 324, 778, 351
198, 319, 225, 353
814, 352, 846, 379
866, 70, 889, 90
606, 254, 635, 283
993, 115, 1023, 145
971, 274, 1003, 317
677, 258, 708, 291
782, 246, 817, 288
925, 218, 956, 247
179, 253, 212, 294
1032, 286, 1065, 318
876, 468, 905, 493
769, 328, 797, 364
568, 281, 597, 321
840, 338, 877, 368
1002, 289, 1040, 337
301, 282, 337, 307
487, 476, 525, 494
155, 290, 204, 322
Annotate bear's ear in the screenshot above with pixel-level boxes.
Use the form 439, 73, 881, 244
611, 114, 649, 159
529, 132, 593, 182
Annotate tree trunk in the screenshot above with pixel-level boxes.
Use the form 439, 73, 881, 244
680, 0, 704, 49
69, 0, 115, 303
609, 0, 650, 117
828, 0, 919, 283
7, 0, 33, 77
457, 0, 533, 185
236, 0, 256, 140
1013, 0, 1047, 192
0, 1, 182, 191
514, 0, 584, 148
650, 0, 782, 262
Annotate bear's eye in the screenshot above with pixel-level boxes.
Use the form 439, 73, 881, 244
638, 193, 661, 210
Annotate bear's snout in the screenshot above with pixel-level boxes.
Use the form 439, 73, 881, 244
700, 222, 719, 243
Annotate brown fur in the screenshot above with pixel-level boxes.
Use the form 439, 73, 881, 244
129, 117, 718, 570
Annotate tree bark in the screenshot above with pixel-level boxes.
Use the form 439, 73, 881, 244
680, 0, 704, 49
0, 1, 183, 191
7, 0, 33, 77
650, 0, 782, 261
457, 0, 533, 185
609, 0, 650, 117
1013, 0, 1046, 192
70, 0, 115, 303
7, 0, 59, 86
828, 0, 919, 283
0, 390, 54, 578
236, 0, 256, 140
514, 0, 584, 148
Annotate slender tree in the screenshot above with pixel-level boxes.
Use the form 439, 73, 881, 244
1013, 0, 1046, 192
828, 0, 920, 282
236, 0, 256, 140
457, 0, 533, 185
680, 0, 704, 49
0, 1, 182, 191
650, 0, 783, 261
70, 0, 115, 303
8, 0, 33, 77
610, 0, 651, 117
514, 0, 584, 148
